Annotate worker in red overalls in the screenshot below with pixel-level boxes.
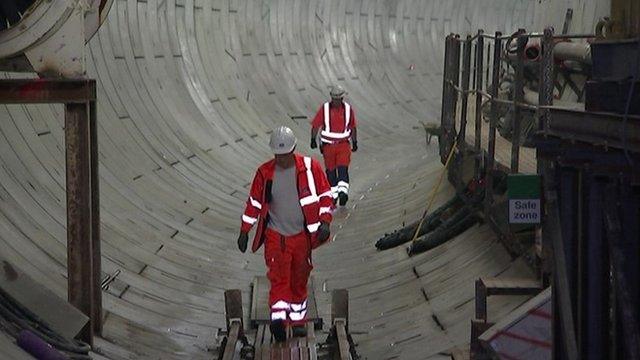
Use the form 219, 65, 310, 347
237, 126, 333, 341
310, 85, 358, 206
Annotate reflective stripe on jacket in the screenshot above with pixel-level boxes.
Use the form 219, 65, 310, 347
320, 102, 351, 144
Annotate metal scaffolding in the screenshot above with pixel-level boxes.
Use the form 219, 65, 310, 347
440, 26, 640, 359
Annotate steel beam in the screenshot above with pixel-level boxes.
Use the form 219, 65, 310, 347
584, 176, 609, 360
0, 79, 96, 103
89, 100, 102, 335
65, 102, 94, 345
542, 164, 578, 360
545, 108, 640, 153
604, 184, 640, 360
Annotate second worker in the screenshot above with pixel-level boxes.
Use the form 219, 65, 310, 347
310, 85, 358, 206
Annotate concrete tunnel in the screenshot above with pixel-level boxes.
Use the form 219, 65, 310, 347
0, 0, 612, 358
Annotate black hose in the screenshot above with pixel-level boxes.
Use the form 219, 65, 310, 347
407, 207, 480, 256
375, 194, 463, 250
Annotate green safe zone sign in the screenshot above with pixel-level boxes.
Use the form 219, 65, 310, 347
508, 175, 541, 224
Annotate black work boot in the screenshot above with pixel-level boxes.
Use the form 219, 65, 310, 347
292, 325, 307, 337
270, 320, 286, 342
339, 192, 348, 206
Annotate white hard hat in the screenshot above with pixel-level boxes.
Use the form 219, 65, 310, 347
330, 85, 346, 98
269, 126, 297, 154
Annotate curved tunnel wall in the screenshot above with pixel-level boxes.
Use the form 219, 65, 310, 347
0, 0, 607, 358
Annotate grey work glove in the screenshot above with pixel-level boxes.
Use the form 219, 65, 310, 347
237, 232, 249, 253
310, 138, 318, 149
317, 222, 330, 243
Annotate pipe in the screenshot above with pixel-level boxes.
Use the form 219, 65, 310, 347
554, 41, 592, 65
508, 38, 591, 65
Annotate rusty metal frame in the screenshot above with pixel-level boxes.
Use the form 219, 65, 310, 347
0, 78, 101, 345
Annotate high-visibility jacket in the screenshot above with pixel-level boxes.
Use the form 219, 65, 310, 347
311, 102, 357, 144
240, 154, 334, 252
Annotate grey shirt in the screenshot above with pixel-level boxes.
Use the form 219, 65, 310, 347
268, 165, 305, 236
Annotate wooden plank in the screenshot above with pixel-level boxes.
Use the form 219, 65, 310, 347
222, 321, 241, 360
306, 323, 317, 360
306, 277, 322, 329
251, 277, 260, 327
262, 324, 272, 359
331, 289, 349, 325
225, 289, 244, 330
335, 320, 351, 360
254, 324, 266, 360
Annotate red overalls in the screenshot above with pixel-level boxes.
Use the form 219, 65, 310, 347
311, 102, 357, 199
240, 154, 333, 324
